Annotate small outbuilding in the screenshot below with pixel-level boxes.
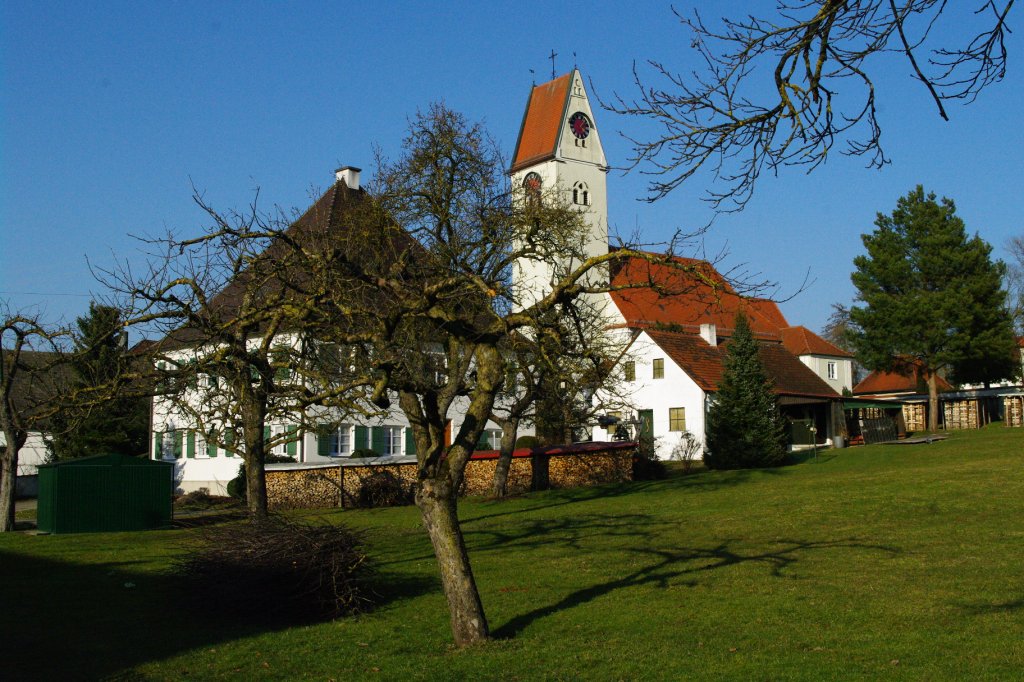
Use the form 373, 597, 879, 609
37, 453, 174, 534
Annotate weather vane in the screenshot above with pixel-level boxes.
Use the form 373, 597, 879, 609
549, 49, 558, 79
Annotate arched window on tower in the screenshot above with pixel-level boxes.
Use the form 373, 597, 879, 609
572, 181, 589, 206
523, 172, 542, 207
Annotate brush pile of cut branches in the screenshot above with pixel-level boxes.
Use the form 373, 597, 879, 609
176, 515, 373, 619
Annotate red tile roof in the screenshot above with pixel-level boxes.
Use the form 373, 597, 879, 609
644, 329, 839, 398
853, 365, 953, 395
780, 325, 853, 358
608, 255, 788, 339
511, 72, 572, 172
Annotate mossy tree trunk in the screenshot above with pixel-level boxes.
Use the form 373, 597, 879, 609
492, 416, 519, 498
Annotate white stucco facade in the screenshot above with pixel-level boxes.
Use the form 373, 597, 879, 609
798, 355, 853, 394
593, 330, 709, 460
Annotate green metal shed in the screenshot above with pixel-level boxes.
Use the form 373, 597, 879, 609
37, 453, 174, 534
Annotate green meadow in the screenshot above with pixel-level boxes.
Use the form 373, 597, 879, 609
2, 425, 1022, 680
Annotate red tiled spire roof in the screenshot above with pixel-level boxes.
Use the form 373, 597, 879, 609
511, 72, 572, 172
780, 325, 854, 358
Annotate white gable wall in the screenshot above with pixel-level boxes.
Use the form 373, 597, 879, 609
594, 330, 708, 460
798, 355, 853, 394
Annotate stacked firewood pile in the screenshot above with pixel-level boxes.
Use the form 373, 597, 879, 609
265, 447, 636, 510
266, 467, 341, 510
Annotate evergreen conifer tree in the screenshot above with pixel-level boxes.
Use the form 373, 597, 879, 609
704, 313, 788, 469
850, 186, 1018, 429
48, 303, 149, 459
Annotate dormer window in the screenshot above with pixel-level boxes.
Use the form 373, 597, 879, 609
572, 181, 589, 206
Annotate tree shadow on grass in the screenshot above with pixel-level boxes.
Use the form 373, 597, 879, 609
461, 465, 798, 527
492, 537, 901, 640
0, 545, 434, 681
955, 595, 1024, 614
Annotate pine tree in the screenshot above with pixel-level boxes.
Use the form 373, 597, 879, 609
704, 313, 788, 469
48, 303, 149, 460
850, 186, 1018, 430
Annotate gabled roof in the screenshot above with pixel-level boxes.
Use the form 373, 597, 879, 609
853, 364, 954, 395
780, 325, 853, 358
608, 255, 788, 339
511, 72, 572, 172
643, 329, 840, 399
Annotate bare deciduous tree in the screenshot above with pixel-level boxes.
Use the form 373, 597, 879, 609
608, 1, 1014, 210
100, 188, 378, 521
0, 308, 68, 532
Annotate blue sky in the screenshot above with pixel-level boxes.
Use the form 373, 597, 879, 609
3, 1, 1022, 336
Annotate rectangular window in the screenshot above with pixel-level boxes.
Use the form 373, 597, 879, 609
330, 426, 352, 457
827, 361, 837, 380
624, 361, 635, 381
384, 426, 403, 456
653, 358, 665, 379
270, 425, 289, 457
669, 407, 686, 432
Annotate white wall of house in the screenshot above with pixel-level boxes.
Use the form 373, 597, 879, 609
593, 330, 708, 460
0, 430, 50, 477
798, 355, 853, 394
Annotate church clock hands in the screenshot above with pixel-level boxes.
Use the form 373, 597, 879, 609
569, 111, 591, 140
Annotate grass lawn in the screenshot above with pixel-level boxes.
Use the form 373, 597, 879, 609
2, 426, 1022, 680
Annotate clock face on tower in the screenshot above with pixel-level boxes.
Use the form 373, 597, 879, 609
568, 112, 592, 139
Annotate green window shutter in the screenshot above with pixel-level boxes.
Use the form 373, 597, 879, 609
224, 428, 235, 457
207, 433, 218, 457
153, 431, 162, 459
476, 430, 491, 449
174, 430, 183, 459
286, 425, 298, 457
371, 427, 387, 455
186, 431, 196, 458
405, 428, 416, 456
355, 425, 369, 450
317, 427, 331, 457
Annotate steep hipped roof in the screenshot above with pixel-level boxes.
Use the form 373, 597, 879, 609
511, 72, 572, 172
160, 179, 427, 350
780, 325, 853, 358
3, 350, 70, 427
853, 365, 954, 395
608, 255, 788, 339
644, 329, 839, 398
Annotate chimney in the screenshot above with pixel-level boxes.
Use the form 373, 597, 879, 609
335, 166, 361, 190
700, 323, 717, 346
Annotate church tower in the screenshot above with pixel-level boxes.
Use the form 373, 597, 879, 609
510, 69, 609, 305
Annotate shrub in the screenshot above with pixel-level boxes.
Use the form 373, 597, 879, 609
226, 464, 246, 500
632, 435, 667, 480
355, 470, 415, 508
175, 487, 235, 510
514, 435, 541, 449
670, 432, 703, 474
350, 448, 380, 459
226, 454, 297, 501
175, 515, 374, 620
